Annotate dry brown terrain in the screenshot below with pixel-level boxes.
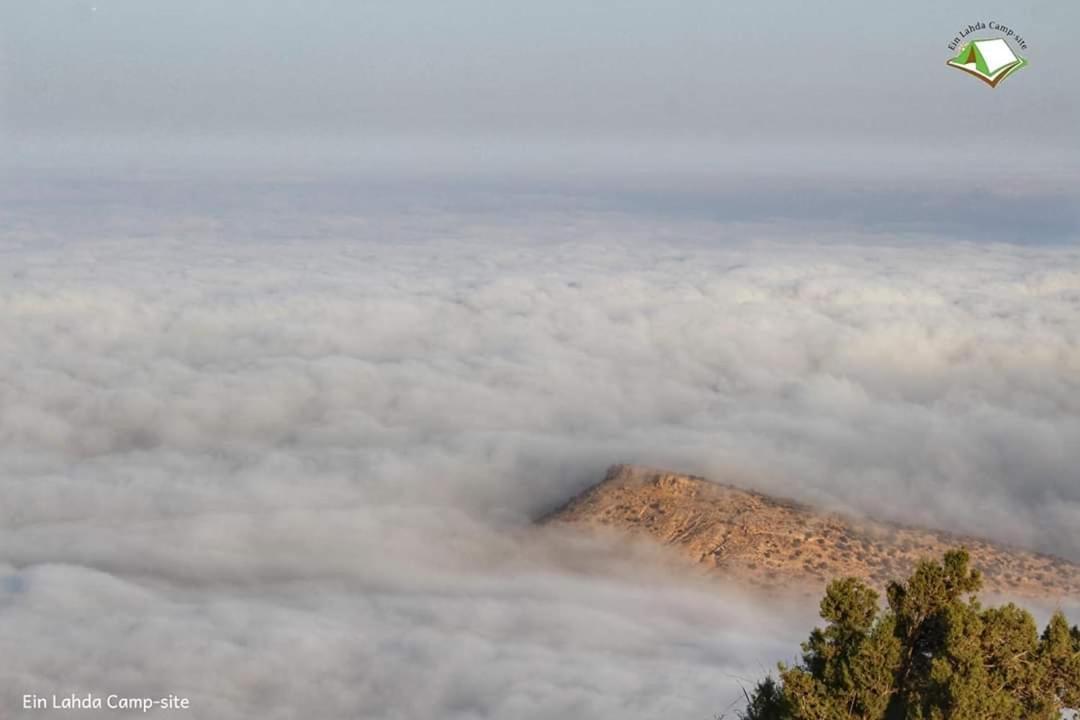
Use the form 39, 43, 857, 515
545, 465, 1080, 602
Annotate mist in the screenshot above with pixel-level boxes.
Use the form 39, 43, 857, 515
1, 172, 1078, 718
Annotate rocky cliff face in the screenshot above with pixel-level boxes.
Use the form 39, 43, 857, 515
545, 465, 1080, 601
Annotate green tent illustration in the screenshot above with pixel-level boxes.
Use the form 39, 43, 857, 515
947, 38, 1027, 87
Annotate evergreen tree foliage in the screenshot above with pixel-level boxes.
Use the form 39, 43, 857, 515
740, 549, 1080, 720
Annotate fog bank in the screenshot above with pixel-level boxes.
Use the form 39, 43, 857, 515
1, 178, 1078, 718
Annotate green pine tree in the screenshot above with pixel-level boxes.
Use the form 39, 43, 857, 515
740, 549, 1080, 720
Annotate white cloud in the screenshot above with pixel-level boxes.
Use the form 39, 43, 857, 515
1, 185, 1078, 718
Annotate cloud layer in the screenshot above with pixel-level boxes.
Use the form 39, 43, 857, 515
1, 179, 1078, 718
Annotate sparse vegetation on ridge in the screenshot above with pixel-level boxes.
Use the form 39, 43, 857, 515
549, 465, 1080, 601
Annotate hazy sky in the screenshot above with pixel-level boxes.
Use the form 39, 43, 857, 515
2, 0, 1077, 144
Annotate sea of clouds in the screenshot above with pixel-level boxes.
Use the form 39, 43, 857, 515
1, 173, 1078, 719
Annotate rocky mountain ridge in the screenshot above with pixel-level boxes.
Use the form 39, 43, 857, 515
545, 464, 1080, 601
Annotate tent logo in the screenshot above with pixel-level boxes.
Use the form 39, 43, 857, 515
946, 22, 1028, 88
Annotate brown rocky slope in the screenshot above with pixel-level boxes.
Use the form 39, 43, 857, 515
544, 465, 1080, 602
